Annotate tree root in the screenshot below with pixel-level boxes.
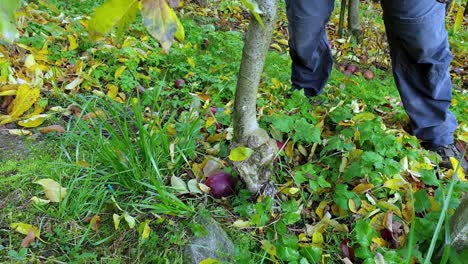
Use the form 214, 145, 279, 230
233, 128, 278, 196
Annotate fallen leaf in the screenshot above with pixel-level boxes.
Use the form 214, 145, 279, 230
171, 175, 188, 194
123, 212, 135, 229
139, 220, 151, 240
229, 146, 254, 161
30, 196, 50, 206
35, 178, 67, 202
8, 84, 40, 118
20, 229, 36, 248
40, 125, 65, 134
8, 129, 32, 136
113, 214, 121, 230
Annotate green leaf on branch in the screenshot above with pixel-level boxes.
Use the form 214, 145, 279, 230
240, 0, 264, 28
229, 146, 254, 161
88, 0, 140, 40
0, 0, 20, 43
141, 0, 185, 53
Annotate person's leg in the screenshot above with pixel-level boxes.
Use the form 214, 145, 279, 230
380, 0, 457, 148
285, 0, 335, 96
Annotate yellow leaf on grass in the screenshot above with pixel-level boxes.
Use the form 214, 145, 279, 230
187, 57, 195, 68
107, 84, 119, 99
10, 223, 45, 242
139, 220, 151, 240
18, 114, 48, 128
450, 157, 466, 181
0, 90, 16, 96
9, 84, 40, 118
383, 178, 407, 190
352, 183, 374, 194
229, 146, 254, 162
67, 35, 78, 50
8, 129, 32, 136
199, 258, 219, 264
123, 212, 136, 229
113, 214, 121, 230
315, 200, 329, 219
114, 66, 127, 79
30, 196, 50, 206
35, 178, 67, 202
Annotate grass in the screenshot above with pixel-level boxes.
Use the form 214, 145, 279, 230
1, 0, 467, 263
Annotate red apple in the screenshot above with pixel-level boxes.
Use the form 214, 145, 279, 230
363, 70, 374, 80
345, 64, 358, 74
205, 171, 236, 198
174, 79, 185, 88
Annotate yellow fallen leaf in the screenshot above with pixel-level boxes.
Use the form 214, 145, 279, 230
229, 146, 254, 162
383, 178, 407, 190
107, 84, 119, 99
113, 214, 121, 230
35, 178, 67, 202
114, 66, 127, 79
10, 223, 45, 242
67, 35, 78, 50
139, 220, 151, 240
8, 129, 32, 136
0, 90, 16, 96
24, 54, 36, 69
315, 200, 329, 219
187, 57, 195, 68
450, 157, 466, 181
30, 196, 50, 206
199, 258, 219, 264
65, 77, 83, 91
123, 212, 135, 229
9, 84, 41, 118
232, 219, 252, 228
18, 114, 48, 128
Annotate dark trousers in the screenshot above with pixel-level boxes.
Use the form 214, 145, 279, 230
286, 0, 457, 147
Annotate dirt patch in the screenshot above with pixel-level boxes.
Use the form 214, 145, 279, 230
0, 131, 32, 161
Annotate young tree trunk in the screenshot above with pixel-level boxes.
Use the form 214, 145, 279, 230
338, 0, 348, 37
348, 0, 362, 42
232, 0, 278, 196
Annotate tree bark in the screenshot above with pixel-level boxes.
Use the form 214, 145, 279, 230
348, 0, 362, 42
338, 0, 347, 37
232, 0, 278, 196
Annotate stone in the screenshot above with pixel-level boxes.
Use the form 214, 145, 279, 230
184, 215, 235, 264
450, 197, 468, 252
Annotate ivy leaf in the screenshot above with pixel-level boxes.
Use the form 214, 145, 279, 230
141, 0, 185, 53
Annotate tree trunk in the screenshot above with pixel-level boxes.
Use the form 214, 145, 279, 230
338, 0, 347, 37
348, 0, 362, 42
232, 0, 278, 196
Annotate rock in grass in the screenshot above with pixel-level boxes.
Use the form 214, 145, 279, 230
450, 197, 468, 252
184, 215, 234, 263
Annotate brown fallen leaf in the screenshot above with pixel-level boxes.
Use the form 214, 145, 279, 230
20, 229, 36, 248
85, 215, 101, 231
40, 125, 65, 134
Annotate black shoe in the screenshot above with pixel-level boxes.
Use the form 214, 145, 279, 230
427, 144, 467, 174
